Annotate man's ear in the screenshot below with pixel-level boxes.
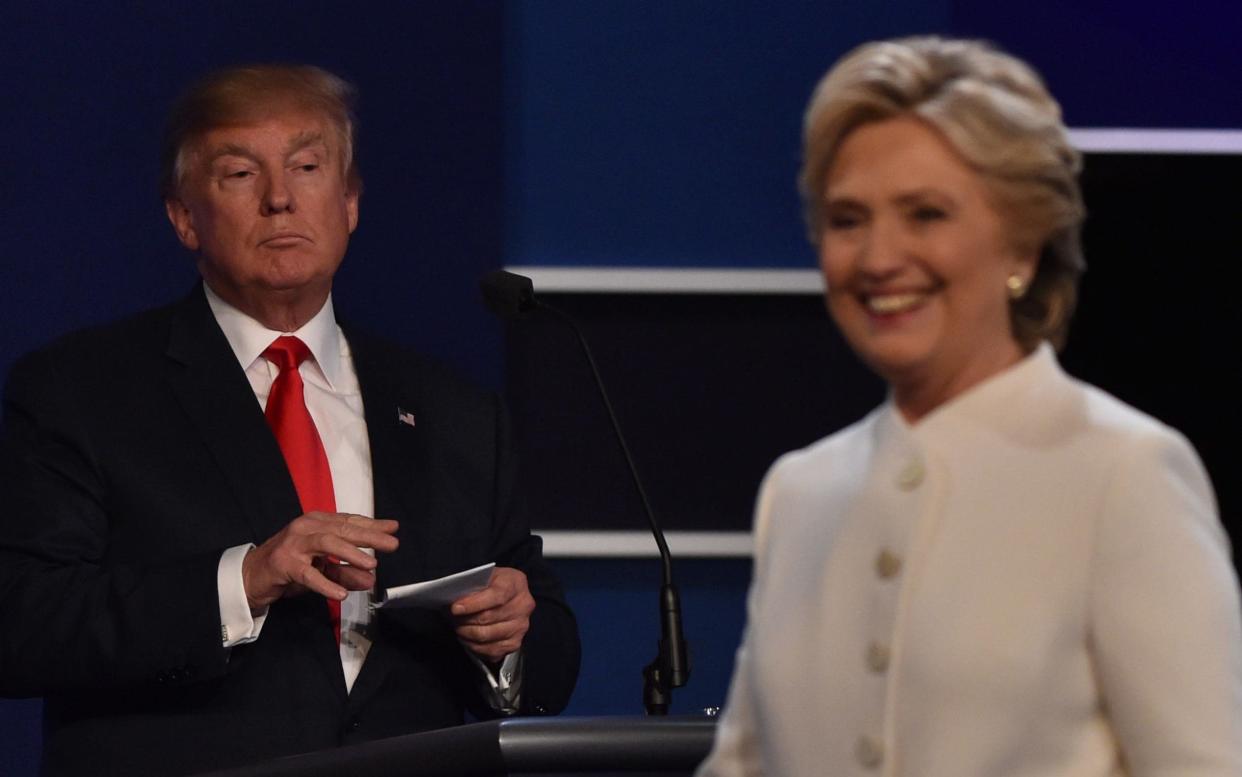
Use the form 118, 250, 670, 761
345, 186, 360, 234
165, 198, 200, 251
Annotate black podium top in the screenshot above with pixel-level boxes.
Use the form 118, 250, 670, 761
195, 716, 717, 777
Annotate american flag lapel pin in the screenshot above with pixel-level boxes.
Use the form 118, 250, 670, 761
397, 407, 416, 428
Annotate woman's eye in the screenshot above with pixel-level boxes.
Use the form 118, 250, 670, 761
826, 212, 862, 230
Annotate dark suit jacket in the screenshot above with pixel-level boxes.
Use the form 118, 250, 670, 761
0, 288, 580, 776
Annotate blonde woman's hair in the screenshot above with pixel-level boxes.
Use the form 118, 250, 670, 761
801, 37, 1085, 350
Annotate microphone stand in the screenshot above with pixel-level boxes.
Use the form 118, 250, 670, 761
532, 300, 691, 715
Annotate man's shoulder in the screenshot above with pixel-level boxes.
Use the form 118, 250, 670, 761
9, 295, 195, 381
342, 326, 494, 408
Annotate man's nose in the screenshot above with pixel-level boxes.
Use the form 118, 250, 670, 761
261, 171, 295, 215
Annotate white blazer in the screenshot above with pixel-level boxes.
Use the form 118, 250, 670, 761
698, 345, 1242, 777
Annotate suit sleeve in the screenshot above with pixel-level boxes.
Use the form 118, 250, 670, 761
1090, 426, 1242, 774
481, 392, 580, 717
0, 348, 229, 697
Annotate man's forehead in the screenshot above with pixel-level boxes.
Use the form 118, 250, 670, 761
198, 115, 333, 152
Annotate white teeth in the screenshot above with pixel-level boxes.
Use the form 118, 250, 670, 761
866, 293, 925, 314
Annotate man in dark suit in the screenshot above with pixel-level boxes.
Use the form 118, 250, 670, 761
0, 64, 579, 776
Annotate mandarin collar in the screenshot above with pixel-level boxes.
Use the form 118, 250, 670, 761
883, 342, 1061, 444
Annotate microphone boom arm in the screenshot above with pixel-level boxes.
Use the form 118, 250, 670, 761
534, 301, 689, 714
480, 270, 691, 713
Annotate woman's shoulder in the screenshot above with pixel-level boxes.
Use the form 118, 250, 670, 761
769, 405, 887, 477
1062, 372, 1194, 453
749, 408, 888, 563
753, 406, 897, 521
1050, 373, 1215, 511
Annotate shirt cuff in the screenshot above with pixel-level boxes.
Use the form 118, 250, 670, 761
218, 544, 268, 646
467, 649, 524, 714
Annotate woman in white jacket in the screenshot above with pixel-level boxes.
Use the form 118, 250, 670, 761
697, 36, 1242, 777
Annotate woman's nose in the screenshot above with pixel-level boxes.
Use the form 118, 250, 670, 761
857, 221, 906, 277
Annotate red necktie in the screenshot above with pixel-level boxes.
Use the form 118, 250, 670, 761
262, 336, 340, 643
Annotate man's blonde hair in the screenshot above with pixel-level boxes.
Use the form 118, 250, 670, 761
160, 64, 361, 200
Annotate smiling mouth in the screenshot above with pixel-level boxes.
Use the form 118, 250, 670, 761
865, 292, 927, 315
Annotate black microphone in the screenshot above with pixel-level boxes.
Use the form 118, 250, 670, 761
480, 269, 690, 715
480, 269, 537, 319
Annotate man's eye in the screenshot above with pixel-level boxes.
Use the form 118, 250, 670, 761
911, 206, 947, 222
225, 170, 254, 179
295, 163, 319, 173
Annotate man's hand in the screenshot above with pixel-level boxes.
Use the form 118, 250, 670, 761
450, 567, 534, 663
242, 512, 399, 612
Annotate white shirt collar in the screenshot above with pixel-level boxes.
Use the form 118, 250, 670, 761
202, 283, 343, 390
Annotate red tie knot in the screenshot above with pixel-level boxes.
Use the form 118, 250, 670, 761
262, 336, 312, 373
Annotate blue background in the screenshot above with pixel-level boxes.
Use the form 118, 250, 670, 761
2, 2, 1240, 774
505, 1, 1242, 270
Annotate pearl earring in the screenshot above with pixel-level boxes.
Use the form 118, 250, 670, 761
1006, 274, 1028, 300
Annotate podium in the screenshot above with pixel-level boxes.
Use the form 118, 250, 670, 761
196, 716, 717, 777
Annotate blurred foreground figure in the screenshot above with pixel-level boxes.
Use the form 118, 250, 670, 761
698, 36, 1241, 777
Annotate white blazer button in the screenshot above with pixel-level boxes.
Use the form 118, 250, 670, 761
856, 735, 884, 768
867, 641, 891, 673
896, 458, 925, 490
875, 549, 902, 578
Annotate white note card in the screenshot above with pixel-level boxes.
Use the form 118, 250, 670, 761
373, 562, 495, 610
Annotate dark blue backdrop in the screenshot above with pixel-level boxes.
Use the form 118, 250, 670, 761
3, 2, 1239, 775
2, 1, 507, 386
504, 0, 1242, 270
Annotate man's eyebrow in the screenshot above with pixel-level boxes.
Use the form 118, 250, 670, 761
284, 130, 329, 158
205, 143, 259, 165
202, 132, 329, 166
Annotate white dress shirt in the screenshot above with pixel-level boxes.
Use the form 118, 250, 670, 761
207, 284, 374, 691
205, 284, 520, 705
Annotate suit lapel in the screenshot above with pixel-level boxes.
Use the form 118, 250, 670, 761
163, 288, 300, 543
344, 328, 441, 707
163, 288, 345, 694
346, 329, 437, 584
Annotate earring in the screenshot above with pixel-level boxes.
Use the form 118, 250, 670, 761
1006, 274, 1028, 300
